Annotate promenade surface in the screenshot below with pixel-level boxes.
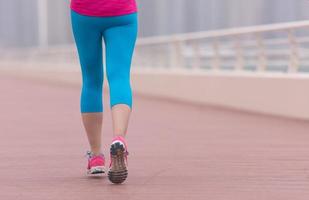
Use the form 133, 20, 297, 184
1, 74, 309, 200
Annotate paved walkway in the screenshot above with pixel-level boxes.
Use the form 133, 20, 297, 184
1, 74, 309, 200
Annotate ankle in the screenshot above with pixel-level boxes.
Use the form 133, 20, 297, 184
113, 134, 126, 139
112, 135, 126, 143
90, 150, 102, 156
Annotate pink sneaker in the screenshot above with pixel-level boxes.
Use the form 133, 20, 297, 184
108, 136, 129, 184
86, 151, 106, 174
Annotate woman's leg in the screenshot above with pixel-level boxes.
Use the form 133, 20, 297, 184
103, 14, 138, 138
111, 105, 131, 138
81, 113, 103, 155
71, 11, 104, 155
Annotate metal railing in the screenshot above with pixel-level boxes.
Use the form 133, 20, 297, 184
133, 20, 309, 74
2, 20, 309, 74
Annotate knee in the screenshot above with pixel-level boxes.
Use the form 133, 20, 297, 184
81, 69, 103, 90
81, 71, 103, 104
83, 76, 103, 91
80, 61, 103, 90
107, 74, 131, 94
80, 77, 104, 113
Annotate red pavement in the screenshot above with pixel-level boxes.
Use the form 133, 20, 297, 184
1, 74, 309, 200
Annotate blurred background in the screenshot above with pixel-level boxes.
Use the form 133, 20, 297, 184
1, 0, 309, 47
1, 0, 309, 119
2, 1, 309, 199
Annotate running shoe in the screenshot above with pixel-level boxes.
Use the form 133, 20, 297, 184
86, 151, 106, 174
108, 136, 129, 184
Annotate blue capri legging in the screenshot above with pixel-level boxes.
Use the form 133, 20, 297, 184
71, 10, 138, 113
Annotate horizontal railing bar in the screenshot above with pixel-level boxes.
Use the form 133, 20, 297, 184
137, 20, 309, 45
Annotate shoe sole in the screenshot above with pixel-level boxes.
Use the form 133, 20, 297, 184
87, 166, 105, 175
108, 141, 128, 184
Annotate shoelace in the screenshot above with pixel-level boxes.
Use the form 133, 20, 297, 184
85, 151, 105, 160
85, 150, 92, 159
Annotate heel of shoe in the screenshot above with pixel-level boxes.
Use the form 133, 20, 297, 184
108, 142, 128, 184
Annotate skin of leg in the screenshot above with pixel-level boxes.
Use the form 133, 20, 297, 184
71, 10, 104, 155
103, 15, 138, 138
81, 113, 103, 155
111, 104, 131, 138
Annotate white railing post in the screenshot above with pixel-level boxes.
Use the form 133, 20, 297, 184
211, 39, 220, 70
288, 29, 300, 73
256, 33, 267, 72
234, 36, 244, 71
169, 40, 184, 69
192, 41, 201, 69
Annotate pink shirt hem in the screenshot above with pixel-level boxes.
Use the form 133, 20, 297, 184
70, 0, 138, 17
